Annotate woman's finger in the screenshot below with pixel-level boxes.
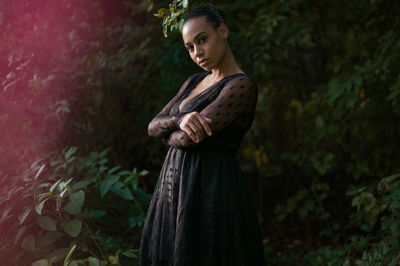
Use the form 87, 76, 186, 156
183, 113, 207, 139
198, 116, 212, 136
179, 112, 213, 142
181, 123, 199, 142
186, 119, 206, 141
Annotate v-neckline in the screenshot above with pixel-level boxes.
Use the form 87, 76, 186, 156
178, 72, 246, 113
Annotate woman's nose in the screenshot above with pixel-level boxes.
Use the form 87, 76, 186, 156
194, 46, 204, 57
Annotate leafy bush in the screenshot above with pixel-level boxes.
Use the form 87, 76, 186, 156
0, 146, 151, 265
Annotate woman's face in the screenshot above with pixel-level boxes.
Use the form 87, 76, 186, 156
182, 16, 228, 71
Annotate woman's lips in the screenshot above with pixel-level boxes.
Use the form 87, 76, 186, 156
199, 59, 208, 66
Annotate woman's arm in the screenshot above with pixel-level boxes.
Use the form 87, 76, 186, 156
147, 74, 196, 138
162, 76, 258, 148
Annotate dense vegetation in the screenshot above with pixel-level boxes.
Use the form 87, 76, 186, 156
0, 0, 399, 265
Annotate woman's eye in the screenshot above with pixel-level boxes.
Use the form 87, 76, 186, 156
199, 37, 206, 43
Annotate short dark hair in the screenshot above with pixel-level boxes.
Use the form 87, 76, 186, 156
183, 4, 226, 29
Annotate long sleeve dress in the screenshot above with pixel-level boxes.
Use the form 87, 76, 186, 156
139, 71, 267, 266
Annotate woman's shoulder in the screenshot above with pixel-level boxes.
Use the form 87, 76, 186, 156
225, 72, 258, 89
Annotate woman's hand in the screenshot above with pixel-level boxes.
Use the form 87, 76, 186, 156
177, 112, 213, 143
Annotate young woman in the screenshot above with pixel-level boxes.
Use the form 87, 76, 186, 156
139, 4, 266, 266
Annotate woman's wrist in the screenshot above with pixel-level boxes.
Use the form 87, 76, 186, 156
175, 112, 190, 129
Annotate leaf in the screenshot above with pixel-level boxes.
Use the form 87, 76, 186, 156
50, 179, 62, 194
328, 78, 345, 101
35, 198, 49, 215
98, 158, 108, 165
31, 259, 49, 266
382, 173, 400, 184
139, 170, 149, 176
37, 231, 65, 247
19, 207, 32, 225
34, 164, 46, 180
64, 244, 77, 266
99, 148, 110, 158
71, 177, 97, 190
14, 226, 27, 245
135, 187, 152, 202
65, 147, 77, 160
157, 8, 168, 16
111, 182, 133, 200
88, 257, 100, 266
37, 216, 57, 231
122, 249, 138, 258
21, 235, 35, 251
46, 247, 69, 263
90, 152, 98, 160
81, 209, 107, 219
62, 219, 82, 237
108, 165, 122, 175
132, 178, 138, 190
118, 170, 132, 176
100, 175, 120, 198
0, 207, 12, 223
63, 190, 85, 215
128, 216, 145, 229
59, 178, 73, 198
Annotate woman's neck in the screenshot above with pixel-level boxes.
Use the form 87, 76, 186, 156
209, 46, 244, 79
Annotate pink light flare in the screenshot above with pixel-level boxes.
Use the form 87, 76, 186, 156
0, 0, 142, 262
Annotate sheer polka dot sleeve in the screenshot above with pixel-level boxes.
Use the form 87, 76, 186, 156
201, 76, 258, 133
163, 76, 258, 148
147, 75, 195, 138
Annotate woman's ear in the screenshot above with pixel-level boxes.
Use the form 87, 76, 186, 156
218, 23, 229, 40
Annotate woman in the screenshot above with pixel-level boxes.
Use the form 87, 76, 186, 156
139, 4, 266, 266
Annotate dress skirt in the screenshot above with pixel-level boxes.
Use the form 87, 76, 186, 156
139, 145, 267, 266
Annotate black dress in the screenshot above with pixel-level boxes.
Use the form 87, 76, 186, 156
139, 71, 266, 266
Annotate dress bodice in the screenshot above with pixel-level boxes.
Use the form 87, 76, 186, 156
148, 71, 258, 152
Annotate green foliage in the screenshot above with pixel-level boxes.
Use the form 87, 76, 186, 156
154, 0, 189, 37
0, 146, 151, 265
